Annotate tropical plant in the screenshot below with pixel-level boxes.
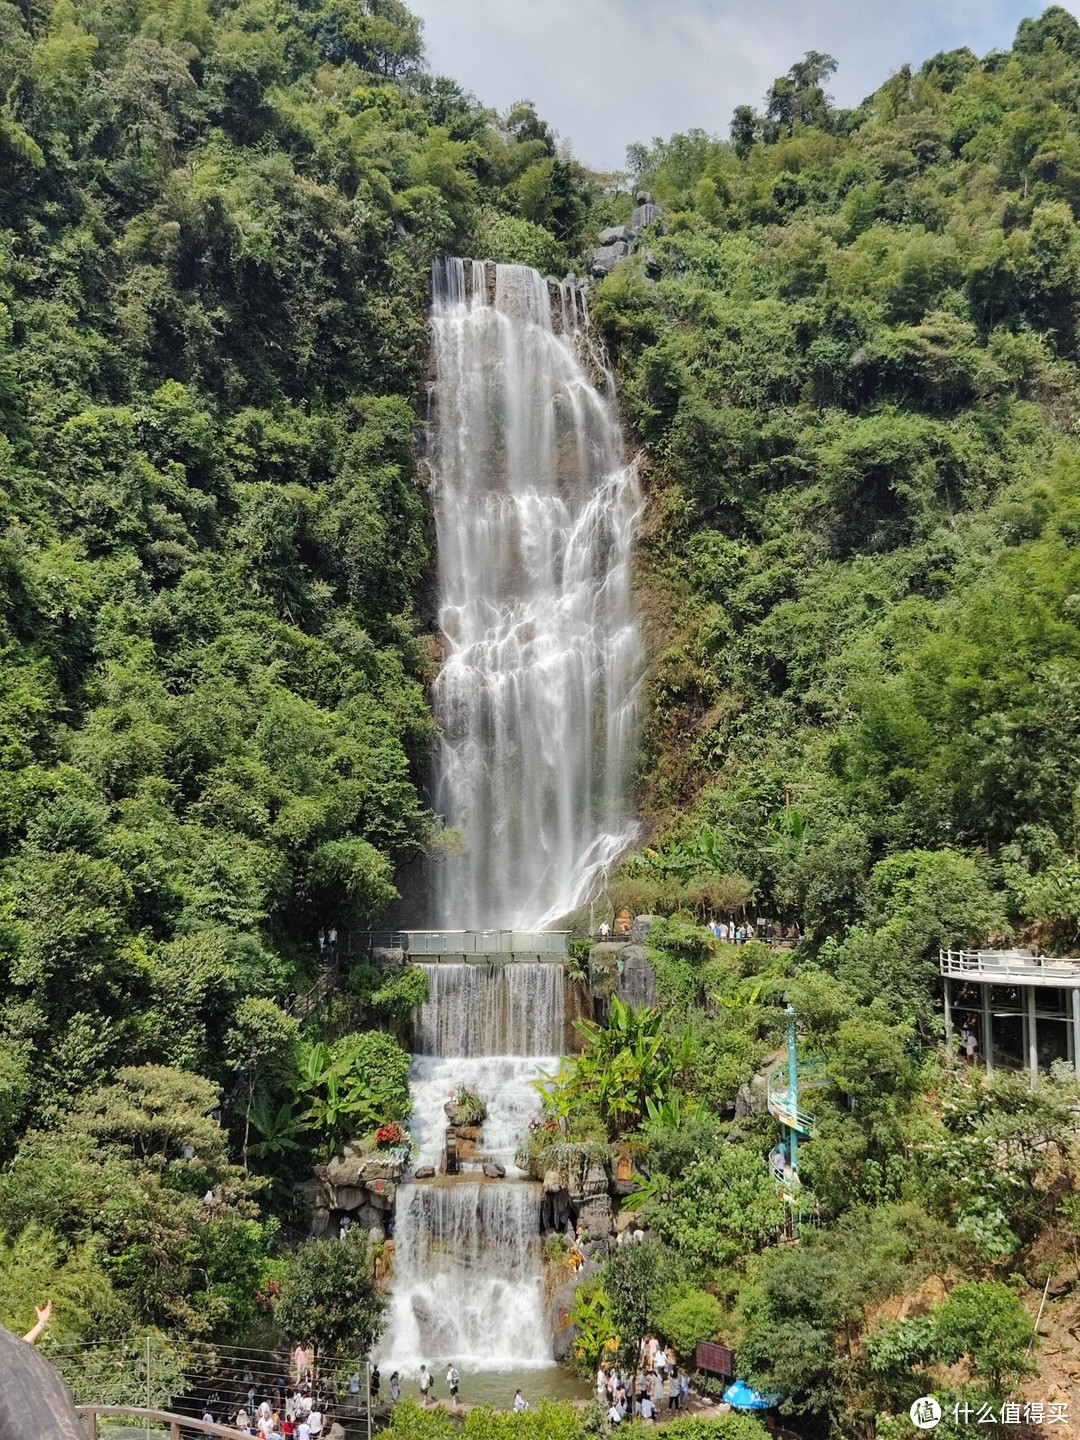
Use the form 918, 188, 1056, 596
536, 998, 692, 1137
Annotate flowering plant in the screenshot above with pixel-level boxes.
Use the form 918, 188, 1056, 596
376, 1121, 405, 1147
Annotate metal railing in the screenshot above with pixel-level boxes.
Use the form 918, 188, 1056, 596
765, 1057, 826, 1137
77, 1408, 249, 1440
353, 930, 570, 959
940, 949, 1080, 984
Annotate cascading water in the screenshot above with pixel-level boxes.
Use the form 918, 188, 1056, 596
428, 258, 644, 930
412, 962, 565, 1058
379, 964, 564, 1374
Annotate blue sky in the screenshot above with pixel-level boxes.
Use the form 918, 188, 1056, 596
407, 0, 1073, 172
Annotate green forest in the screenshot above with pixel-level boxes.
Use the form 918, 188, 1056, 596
5, 0, 1080, 1433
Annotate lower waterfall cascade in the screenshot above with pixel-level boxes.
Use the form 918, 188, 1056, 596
377, 963, 566, 1373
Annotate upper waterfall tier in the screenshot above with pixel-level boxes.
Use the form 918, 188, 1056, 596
411, 962, 565, 1058
429, 258, 644, 931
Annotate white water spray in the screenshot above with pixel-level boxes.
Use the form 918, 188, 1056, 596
428, 258, 644, 930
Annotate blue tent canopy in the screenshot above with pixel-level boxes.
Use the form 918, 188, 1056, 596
723, 1380, 780, 1411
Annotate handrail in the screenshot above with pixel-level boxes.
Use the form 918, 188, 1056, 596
765, 1058, 824, 1137
76, 1406, 251, 1440
940, 948, 1080, 982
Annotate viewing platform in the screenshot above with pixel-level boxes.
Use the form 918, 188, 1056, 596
355, 929, 570, 963
940, 949, 1080, 1079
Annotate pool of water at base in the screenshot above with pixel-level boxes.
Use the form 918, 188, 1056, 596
382, 1367, 591, 1411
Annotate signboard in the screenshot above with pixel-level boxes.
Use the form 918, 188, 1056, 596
696, 1343, 735, 1378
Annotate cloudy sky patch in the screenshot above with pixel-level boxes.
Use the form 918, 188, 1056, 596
408, 0, 1070, 171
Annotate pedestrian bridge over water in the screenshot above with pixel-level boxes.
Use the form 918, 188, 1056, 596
356, 930, 570, 963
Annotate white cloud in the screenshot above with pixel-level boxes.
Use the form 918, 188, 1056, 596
408, 0, 1069, 171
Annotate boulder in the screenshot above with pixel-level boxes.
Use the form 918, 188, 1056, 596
632, 914, 659, 943
598, 225, 634, 246
550, 1278, 581, 1361
579, 1194, 614, 1237
332, 1184, 366, 1211
643, 251, 662, 281
734, 1072, 769, 1119
311, 1206, 331, 1239
543, 1167, 564, 1193
413, 1165, 436, 1180
615, 944, 657, 1009
483, 1160, 507, 1179
630, 192, 664, 230
588, 242, 630, 278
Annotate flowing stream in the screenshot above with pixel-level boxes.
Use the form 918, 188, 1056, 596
428, 258, 643, 930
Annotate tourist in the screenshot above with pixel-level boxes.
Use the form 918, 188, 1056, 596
514, 1390, 529, 1412
652, 1372, 663, 1408
667, 1372, 678, 1411
202, 1409, 215, 1439
348, 1373, 360, 1402
655, 1345, 667, 1379
370, 1367, 380, 1403
638, 1394, 655, 1423
633, 1226, 645, 1244
599, 921, 610, 939
607, 1399, 622, 1426
307, 1403, 323, 1438
236, 1411, 250, 1433
679, 1372, 690, 1409
596, 1365, 607, 1402
446, 1364, 459, 1403
964, 1023, 978, 1065
339, 1214, 352, 1240
419, 1365, 433, 1406
389, 1374, 401, 1404
328, 926, 338, 958
317, 927, 326, 958
296, 1418, 310, 1440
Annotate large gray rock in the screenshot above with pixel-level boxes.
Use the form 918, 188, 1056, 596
579, 1194, 614, 1237
598, 225, 634, 246
734, 1072, 770, 1118
550, 1278, 581, 1361
616, 944, 657, 1009
483, 1160, 506, 1178
632, 914, 659, 943
588, 241, 630, 278
414, 1165, 435, 1180
631, 190, 664, 229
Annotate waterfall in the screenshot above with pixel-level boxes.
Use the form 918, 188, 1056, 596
379, 964, 564, 1374
428, 258, 644, 930
412, 962, 565, 1057
382, 1181, 550, 1371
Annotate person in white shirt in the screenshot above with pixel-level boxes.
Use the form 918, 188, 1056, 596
418, 1366, 432, 1406
638, 1396, 655, 1422
308, 1407, 323, 1438
514, 1391, 529, 1412
297, 1422, 311, 1440
202, 1411, 214, 1439
607, 1402, 622, 1425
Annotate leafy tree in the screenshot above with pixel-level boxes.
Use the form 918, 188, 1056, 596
275, 1229, 385, 1359
602, 1240, 665, 1376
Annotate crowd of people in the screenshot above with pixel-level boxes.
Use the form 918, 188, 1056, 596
597, 1338, 691, 1425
